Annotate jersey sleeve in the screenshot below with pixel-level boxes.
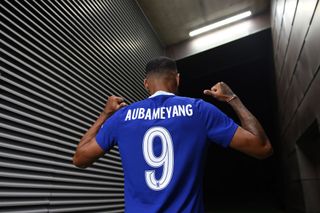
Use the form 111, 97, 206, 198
95, 112, 119, 152
196, 99, 238, 148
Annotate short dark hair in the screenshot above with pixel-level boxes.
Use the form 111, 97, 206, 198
145, 56, 177, 75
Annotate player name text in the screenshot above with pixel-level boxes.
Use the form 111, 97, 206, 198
125, 104, 193, 121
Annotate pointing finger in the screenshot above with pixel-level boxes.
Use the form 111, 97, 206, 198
119, 102, 127, 107
203, 90, 214, 96
112, 96, 125, 103
116, 96, 124, 101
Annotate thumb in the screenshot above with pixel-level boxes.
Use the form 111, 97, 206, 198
203, 90, 214, 96
119, 102, 127, 107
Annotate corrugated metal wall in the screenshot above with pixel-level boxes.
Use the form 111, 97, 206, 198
0, 0, 163, 212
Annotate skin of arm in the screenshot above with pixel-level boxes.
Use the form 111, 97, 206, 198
73, 96, 127, 168
204, 82, 273, 159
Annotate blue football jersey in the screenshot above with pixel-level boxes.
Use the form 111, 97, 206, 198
96, 91, 238, 213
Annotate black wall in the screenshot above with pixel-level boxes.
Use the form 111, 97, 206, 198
177, 29, 283, 212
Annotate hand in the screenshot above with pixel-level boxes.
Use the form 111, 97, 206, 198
102, 96, 127, 116
203, 82, 236, 102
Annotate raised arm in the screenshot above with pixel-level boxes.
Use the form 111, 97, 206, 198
73, 96, 126, 168
204, 82, 273, 159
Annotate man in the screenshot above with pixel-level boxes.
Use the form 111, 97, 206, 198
73, 56, 273, 212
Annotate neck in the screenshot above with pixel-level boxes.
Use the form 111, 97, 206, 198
146, 74, 178, 95
149, 86, 176, 95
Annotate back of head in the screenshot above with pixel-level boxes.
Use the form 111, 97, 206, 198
145, 56, 177, 77
144, 56, 179, 94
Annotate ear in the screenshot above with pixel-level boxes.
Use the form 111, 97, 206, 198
176, 73, 180, 87
144, 78, 149, 91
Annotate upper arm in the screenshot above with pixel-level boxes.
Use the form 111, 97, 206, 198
229, 126, 272, 159
73, 113, 119, 168
73, 137, 105, 168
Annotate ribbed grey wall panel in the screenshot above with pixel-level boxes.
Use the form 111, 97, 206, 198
0, 0, 163, 212
271, 0, 320, 212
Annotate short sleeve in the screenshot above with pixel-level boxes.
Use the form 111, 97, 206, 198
196, 99, 238, 148
95, 112, 119, 152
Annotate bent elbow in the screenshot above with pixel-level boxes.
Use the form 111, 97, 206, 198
256, 141, 273, 160
73, 155, 88, 169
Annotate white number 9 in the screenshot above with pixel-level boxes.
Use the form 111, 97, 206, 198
142, 127, 174, 191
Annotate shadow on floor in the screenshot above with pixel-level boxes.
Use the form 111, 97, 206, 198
205, 204, 284, 213
204, 194, 284, 213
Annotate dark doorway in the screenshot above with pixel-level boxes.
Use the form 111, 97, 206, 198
291, 120, 320, 212
177, 29, 284, 212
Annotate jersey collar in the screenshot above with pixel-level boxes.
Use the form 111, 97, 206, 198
149, 90, 175, 98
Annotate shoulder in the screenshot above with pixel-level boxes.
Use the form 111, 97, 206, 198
168, 95, 214, 108
112, 99, 150, 116
171, 96, 220, 116
171, 95, 199, 104
174, 96, 215, 108
125, 98, 151, 109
